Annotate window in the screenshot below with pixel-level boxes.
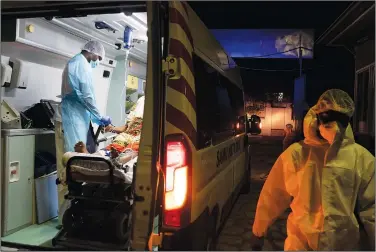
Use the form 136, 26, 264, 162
355, 64, 375, 136
227, 80, 245, 118
193, 54, 219, 148
217, 76, 235, 132
193, 54, 245, 149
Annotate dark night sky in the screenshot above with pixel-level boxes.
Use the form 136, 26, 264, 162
188, 1, 355, 105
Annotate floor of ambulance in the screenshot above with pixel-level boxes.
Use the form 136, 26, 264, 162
1, 218, 59, 248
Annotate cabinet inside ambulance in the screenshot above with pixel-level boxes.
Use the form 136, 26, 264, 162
1, 1, 164, 250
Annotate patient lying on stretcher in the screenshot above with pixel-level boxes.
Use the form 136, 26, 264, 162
73, 116, 142, 164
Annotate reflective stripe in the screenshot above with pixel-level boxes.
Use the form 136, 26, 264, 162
166, 1, 197, 149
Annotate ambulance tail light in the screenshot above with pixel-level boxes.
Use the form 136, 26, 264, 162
163, 135, 191, 228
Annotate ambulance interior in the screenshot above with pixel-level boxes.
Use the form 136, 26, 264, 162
1, 11, 149, 249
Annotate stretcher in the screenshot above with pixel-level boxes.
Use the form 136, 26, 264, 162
63, 152, 136, 185
52, 126, 136, 250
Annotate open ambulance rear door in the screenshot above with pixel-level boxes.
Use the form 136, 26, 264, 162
142, 1, 204, 250
131, 1, 168, 250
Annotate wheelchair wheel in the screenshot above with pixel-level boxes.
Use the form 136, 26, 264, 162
63, 207, 83, 234
62, 208, 74, 234
115, 211, 131, 242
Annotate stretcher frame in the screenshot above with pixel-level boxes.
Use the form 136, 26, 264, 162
52, 126, 134, 250
52, 223, 131, 251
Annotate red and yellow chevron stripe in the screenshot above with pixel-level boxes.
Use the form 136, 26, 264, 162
166, 1, 197, 149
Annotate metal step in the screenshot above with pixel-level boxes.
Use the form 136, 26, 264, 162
52, 228, 130, 251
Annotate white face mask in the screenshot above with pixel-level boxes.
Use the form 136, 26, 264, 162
319, 122, 339, 144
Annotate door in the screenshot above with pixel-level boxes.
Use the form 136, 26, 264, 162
3, 135, 35, 235
131, 1, 167, 251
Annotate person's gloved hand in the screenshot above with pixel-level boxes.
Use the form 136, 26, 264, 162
104, 125, 114, 133
100, 116, 112, 127
250, 233, 264, 251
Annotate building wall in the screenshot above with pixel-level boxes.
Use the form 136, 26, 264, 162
1, 55, 63, 111
1, 54, 113, 115
353, 39, 375, 134
353, 40, 375, 154
1, 16, 117, 115
248, 102, 295, 136
355, 39, 375, 71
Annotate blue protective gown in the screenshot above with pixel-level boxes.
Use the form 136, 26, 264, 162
61, 54, 102, 152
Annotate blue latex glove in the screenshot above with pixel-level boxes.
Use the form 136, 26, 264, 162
100, 116, 112, 126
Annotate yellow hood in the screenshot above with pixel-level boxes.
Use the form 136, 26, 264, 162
303, 108, 355, 146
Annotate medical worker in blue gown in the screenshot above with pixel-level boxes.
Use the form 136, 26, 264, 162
55, 40, 111, 227
61, 40, 111, 151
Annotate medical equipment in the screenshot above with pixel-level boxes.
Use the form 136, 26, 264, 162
23, 100, 55, 129
115, 43, 122, 50
120, 49, 130, 124
97, 133, 118, 144
20, 112, 33, 129
123, 26, 133, 49
94, 21, 117, 33
1, 63, 12, 87
1, 100, 21, 129
52, 126, 134, 250
43, 99, 61, 121
8, 58, 30, 89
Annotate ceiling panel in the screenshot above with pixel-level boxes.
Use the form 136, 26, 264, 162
53, 12, 147, 62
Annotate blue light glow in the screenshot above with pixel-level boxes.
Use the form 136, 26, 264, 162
212, 29, 314, 59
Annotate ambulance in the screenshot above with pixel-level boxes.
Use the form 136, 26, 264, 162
1, 1, 250, 250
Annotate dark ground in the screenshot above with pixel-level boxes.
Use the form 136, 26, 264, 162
217, 136, 290, 251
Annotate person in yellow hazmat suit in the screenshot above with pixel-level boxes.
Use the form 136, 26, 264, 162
250, 89, 375, 251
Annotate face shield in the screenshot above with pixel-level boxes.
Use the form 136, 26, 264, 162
317, 110, 351, 128
312, 89, 354, 144
316, 111, 347, 144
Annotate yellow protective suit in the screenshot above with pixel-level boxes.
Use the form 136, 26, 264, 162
252, 107, 375, 250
